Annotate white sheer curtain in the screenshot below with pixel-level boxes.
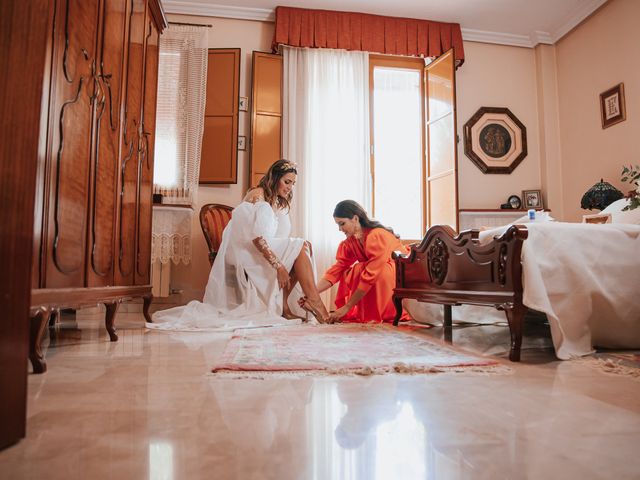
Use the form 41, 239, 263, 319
283, 46, 371, 287
153, 25, 208, 205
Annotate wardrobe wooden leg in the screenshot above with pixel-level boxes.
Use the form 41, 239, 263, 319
105, 301, 119, 342
143, 294, 153, 323
29, 307, 51, 374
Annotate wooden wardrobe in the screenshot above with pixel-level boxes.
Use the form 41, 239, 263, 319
29, 0, 166, 373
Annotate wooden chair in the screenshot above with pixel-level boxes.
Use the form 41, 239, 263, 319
199, 203, 233, 265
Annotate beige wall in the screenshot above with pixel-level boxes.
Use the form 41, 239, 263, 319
534, 44, 564, 219
167, 14, 274, 302
555, 0, 639, 221
457, 0, 640, 221
456, 41, 543, 211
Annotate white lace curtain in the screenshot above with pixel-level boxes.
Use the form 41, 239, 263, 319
151, 206, 192, 265
153, 25, 208, 205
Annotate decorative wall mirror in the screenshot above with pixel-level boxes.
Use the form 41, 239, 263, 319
463, 107, 527, 174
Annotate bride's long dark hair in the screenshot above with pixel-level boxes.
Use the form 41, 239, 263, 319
333, 200, 398, 238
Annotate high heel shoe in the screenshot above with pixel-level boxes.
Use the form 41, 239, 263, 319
300, 297, 331, 324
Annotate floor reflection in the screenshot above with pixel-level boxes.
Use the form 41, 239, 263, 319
311, 379, 427, 480
149, 441, 174, 480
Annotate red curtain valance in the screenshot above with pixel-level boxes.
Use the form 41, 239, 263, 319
272, 6, 465, 65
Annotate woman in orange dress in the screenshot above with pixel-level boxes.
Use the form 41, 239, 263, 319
315, 200, 410, 323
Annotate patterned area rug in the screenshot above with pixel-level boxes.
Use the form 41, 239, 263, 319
212, 324, 502, 376
582, 352, 640, 380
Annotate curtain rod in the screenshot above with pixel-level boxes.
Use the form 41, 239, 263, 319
169, 21, 213, 28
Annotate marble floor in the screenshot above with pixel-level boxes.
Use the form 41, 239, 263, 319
1, 310, 639, 480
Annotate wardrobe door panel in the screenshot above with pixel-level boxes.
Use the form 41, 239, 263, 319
135, 16, 159, 286
87, 0, 129, 287
44, 0, 100, 288
116, 0, 146, 286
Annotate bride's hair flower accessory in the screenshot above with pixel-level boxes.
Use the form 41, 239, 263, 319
279, 161, 297, 172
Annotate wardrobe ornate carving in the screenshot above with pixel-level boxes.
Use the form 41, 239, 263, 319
30, 0, 166, 373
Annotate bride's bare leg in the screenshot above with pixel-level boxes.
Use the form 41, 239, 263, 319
292, 245, 330, 323
282, 271, 302, 319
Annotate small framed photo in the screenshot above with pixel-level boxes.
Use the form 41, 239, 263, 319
522, 189, 543, 209
600, 83, 625, 129
239, 96, 248, 112
237, 135, 246, 151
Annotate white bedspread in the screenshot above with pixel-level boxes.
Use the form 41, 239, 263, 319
479, 222, 640, 359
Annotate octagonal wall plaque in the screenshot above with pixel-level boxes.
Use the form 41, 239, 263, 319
463, 107, 527, 174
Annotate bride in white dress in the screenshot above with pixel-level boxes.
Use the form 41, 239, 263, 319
147, 160, 330, 331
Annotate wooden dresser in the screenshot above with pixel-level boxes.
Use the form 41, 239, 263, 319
29, 0, 167, 373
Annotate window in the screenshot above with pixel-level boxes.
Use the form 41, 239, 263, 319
153, 25, 208, 204
154, 50, 181, 189
370, 56, 426, 240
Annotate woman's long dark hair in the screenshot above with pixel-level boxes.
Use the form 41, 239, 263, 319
333, 200, 398, 238
252, 159, 297, 210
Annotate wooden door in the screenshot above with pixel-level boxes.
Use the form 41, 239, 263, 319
249, 52, 282, 187
43, 0, 101, 288
425, 49, 459, 231
0, 0, 50, 449
135, 13, 159, 286
116, 0, 146, 286
86, 0, 129, 287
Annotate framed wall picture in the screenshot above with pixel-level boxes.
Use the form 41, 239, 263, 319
600, 83, 625, 129
237, 135, 246, 151
463, 107, 527, 174
522, 189, 543, 209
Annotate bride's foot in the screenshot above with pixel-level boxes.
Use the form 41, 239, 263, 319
300, 297, 331, 324
282, 306, 304, 320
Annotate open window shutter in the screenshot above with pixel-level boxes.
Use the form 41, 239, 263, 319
200, 48, 240, 184
425, 49, 459, 231
249, 52, 282, 187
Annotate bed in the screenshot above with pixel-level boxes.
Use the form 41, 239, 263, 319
392, 219, 640, 361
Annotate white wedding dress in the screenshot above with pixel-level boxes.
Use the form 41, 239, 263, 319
147, 201, 308, 331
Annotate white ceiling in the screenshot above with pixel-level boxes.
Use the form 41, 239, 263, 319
162, 0, 608, 47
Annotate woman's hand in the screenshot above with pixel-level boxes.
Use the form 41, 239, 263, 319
328, 305, 349, 323
277, 265, 290, 290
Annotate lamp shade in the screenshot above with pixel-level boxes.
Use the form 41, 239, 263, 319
580, 179, 623, 210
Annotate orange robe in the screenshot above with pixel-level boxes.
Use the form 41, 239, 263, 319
322, 227, 410, 323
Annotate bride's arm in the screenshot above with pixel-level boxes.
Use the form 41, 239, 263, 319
246, 191, 289, 287
246, 186, 282, 269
